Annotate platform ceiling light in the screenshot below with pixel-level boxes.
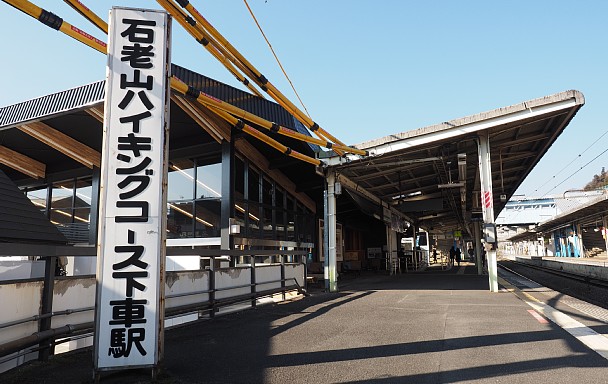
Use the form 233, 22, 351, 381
437, 182, 465, 189
392, 191, 422, 200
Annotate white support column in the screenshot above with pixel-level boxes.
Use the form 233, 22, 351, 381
325, 172, 338, 292
387, 226, 398, 275
478, 133, 498, 292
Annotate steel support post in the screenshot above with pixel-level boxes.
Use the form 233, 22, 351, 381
39, 255, 56, 361
280, 253, 286, 301
473, 220, 483, 275
88, 167, 101, 245
324, 172, 338, 292
387, 225, 393, 274
478, 133, 498, 292
221, 135, 235, 263
251, 253, 257, 308
209, 256, 216, 318
39, 184, 55, 361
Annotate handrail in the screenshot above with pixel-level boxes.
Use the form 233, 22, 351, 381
0, 243, 309, 257
0, 277, 305, 359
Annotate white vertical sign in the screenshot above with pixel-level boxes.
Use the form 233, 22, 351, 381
95, 7, 170, 371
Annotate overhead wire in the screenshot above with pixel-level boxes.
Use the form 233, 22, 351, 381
530, 127, 608, 196
242, 0, 311, 119
2, 0, 330, 166
539, 145, 608, 197
502, 129, 608, 227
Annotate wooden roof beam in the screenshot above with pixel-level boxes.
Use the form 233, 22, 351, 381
0, 145, 46, 179
86, 104, 105, 123
18, 121, 101, 169
172, 94, 229, 143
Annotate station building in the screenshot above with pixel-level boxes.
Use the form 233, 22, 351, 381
0, 58, 587, 371
508, 189, 608, 258
0, 65, 587, 277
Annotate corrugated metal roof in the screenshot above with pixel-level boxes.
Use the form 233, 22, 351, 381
554, 190, 605, 213
0, 81, 105, 130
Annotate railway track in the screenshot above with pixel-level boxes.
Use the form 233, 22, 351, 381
499, 259, 608, 289
497, 258, 608, 311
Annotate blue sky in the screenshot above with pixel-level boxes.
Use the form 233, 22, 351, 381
1, 0, 606, 197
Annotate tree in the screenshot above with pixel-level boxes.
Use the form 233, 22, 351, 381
583, 167, 608, 190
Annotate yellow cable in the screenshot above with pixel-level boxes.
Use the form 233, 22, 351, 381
242, 0, 310, 118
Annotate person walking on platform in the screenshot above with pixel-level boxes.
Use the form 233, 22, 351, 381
455, 247, 462, 267
449, 245, 456, 266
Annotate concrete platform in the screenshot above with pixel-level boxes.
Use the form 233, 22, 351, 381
512, 254, 608, 267
2, 265, 607, 383
510, 254, 608, 280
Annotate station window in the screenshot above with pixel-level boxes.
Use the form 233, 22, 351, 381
26, 188, 48, 213
167, 157, 222, 239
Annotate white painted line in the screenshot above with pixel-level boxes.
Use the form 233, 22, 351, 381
500, 277, 608, 360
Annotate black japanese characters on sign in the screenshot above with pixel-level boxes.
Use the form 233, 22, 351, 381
108, 18, 156, 359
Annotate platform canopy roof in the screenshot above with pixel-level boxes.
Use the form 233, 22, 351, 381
509, 190, 608, 242
326, 90, 585, 240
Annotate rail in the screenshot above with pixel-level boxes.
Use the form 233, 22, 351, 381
499, 259, 608, 289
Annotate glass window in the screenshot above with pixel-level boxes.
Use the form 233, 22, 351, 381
196, 162, 222, 199
248, 168, 260, 203
262, 177, 273, 206
74, 179, 92, 209
262, 208, 273, 239
248, 202, 261, 236
195, 200, 221, 238
275, 187, 286, 240
234, 199, 246, 235
168, 160, 195, 201
275, 187, 285, 210
286, 195, 296, 242
51, 180, 74, 210
76, 179, 91, 223
235, 157, 245, 201
167, 202, 194, 238
27, 188, 47, 212
287, 210, 296, 242
73, 207, 91, 224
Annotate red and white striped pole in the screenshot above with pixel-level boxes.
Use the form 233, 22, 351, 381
478, 133, 499, 292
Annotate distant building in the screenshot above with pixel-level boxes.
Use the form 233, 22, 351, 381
497, 190, 606, 255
